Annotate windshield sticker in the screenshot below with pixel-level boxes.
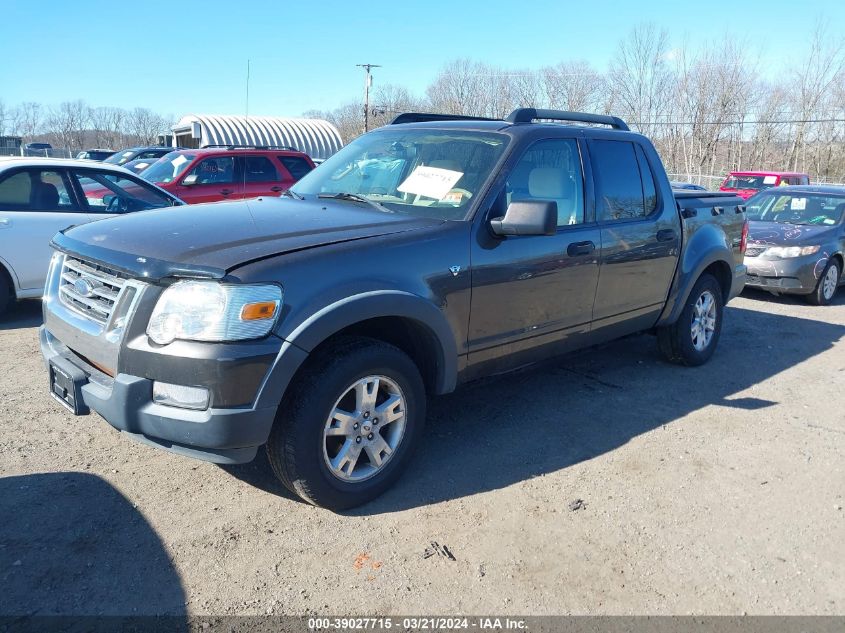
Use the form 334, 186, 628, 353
398, 166, 464, 200
790, 198, 807, 210
171, 154, 188, 168
441, 191, 464, 205
763, 176, 778, 185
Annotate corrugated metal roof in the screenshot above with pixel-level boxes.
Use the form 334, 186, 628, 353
172, 114, 343, 160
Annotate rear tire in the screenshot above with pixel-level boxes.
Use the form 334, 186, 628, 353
806, 259, 840, 306
0, 273, 11, 317
266, 336, 425, 511
657, 273, 723, 366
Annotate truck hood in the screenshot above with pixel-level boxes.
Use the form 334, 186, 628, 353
53, 197, 443, 281
747, 221, 840, 246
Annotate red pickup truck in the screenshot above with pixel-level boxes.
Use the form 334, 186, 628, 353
720, 171, 810, 200
140, 146, 316, 204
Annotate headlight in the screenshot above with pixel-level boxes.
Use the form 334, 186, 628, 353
763, 245, 821, 259
147, 280, 282, 345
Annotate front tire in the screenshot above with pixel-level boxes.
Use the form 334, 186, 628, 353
806, 259, 840, 306
657, 273, 724, 366
266, 337, 425, 511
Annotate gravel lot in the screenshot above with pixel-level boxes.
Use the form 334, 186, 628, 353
1, 291, 843, 616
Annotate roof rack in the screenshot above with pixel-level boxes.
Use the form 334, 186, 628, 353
505, 108, 630, 131
201, 144, 299, 151
390, 112, 497, 125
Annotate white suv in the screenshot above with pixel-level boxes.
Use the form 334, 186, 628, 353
0, 157, 182, 315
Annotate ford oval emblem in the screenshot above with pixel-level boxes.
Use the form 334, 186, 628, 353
74, 277, 96, 298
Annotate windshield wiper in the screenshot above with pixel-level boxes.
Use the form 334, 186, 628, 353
317, 192, 390, 213
281, 188, 304, 200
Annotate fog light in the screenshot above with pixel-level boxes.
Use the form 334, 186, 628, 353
152, 382, 210, 410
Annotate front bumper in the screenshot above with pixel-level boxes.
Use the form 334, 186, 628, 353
743, 255, 821, 294
40, 326, 286, 464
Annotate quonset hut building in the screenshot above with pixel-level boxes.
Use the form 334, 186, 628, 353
169, 114, 344, 161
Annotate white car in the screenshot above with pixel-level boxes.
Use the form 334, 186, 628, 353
0, 157, 183, 315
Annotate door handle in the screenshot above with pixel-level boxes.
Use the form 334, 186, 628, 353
0, 217, 10, 228
270, 186, 284, 192
567, 240, 595, 256
220, 189, 234, 196
656, 229, 677, 242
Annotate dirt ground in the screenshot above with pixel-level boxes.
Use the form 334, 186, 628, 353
1, 291, 843, 617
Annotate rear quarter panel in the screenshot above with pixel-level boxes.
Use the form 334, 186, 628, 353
657, 193, 745, 325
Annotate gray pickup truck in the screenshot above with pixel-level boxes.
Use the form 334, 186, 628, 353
40, 109, 747, 510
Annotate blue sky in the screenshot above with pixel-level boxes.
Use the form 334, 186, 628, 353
1, 0, 843, 119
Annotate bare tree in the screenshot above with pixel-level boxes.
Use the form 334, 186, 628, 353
44, 100, 88, 151
540, 60, 605, 112
125, 107, 170, 146
785, 21, 845, 171
608, 24, 675, 140
11, 102, 43, 139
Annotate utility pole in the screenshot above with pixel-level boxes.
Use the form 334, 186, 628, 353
356, 63, 381, 132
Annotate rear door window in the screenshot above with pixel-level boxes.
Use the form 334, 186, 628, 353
242, 156, 280, 182
635, 145, 658, 215
278, 155, 313, 181
590, 140, 650, 221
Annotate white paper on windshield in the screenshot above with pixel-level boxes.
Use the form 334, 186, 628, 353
763, 175, 777, 185
790, 198, 807, 210
397, 166, 464, 200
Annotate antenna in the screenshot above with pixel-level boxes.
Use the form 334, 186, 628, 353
245, 59, 251, 121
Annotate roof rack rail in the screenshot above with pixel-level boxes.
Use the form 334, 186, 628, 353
390, 112, 497, 125
201, 144, 299, 151
505, 108, 630, 131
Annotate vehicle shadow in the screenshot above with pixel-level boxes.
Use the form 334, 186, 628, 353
348, 303, 845, 515
741, 286, 845, 307
0, 299, 43, 331
220, 450, 304, 504
0, 472, 187, 621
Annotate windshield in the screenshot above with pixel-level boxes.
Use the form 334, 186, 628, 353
745, 192, 845, 226
291, 128, 510, 220
141, 152, 196, 184
105, 150, 136, 165
723, 174, 777, 191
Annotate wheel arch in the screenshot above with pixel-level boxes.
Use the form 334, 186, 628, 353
256, 291, 458, 410
0, 256, 17, 304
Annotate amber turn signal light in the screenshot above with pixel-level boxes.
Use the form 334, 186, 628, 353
240, 301, 277, 321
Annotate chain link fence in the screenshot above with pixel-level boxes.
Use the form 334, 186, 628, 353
0, 147, 74, 158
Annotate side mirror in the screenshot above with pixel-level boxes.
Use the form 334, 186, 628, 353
181, 174, 199, 186
490, 200, 557, 236
102, 194, 115, 207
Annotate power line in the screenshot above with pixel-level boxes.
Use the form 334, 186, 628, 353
629, 117, 845, 126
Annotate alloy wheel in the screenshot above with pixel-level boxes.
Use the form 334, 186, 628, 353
691, 290, 717, 352
322, 375, 407, 483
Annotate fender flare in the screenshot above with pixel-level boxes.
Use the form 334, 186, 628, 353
658, 240, 734, 327
255, 291, 458, 409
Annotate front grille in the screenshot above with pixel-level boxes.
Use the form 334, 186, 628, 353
745, 246, 766, 257
58, 256, 127, 325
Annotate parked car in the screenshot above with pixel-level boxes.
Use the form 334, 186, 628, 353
670, 181, 707, 191
720, 171, 810, 200
0, 157, 183, 315
40, 109, 747, 510
139, 146, 316, 204
122, 157, 160, 175
105, 146, 182, 167
76, 149, 116, 161
24, 143, 53, 156
743, 185, 844, 304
